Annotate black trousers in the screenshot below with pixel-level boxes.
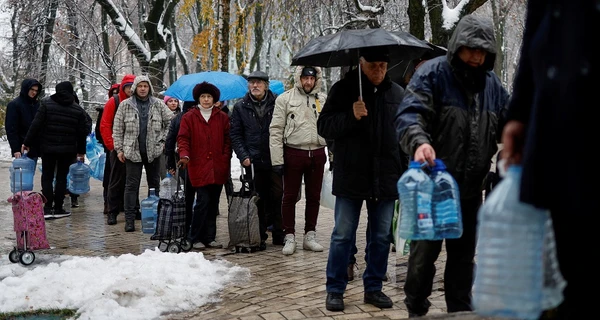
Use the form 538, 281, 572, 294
124, 156, 161, 221
244, 167, 283, 242
41, 153, 76, 210
107, 150, 126, 214
188, 184, 222, 244
404, 196, 480, 315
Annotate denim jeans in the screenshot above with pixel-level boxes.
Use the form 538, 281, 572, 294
326, 196, 394, 293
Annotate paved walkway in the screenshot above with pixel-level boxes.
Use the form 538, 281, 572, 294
0, 160, 500, 320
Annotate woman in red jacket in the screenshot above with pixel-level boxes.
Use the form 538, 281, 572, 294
177, 82, 231, 249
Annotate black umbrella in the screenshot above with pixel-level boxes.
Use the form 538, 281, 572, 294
387, 41, 448, 87
291, 28, 431, 96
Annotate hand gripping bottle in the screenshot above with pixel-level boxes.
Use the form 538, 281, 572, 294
141, 188, 160, 234
10, 151, 36, 193
430, 159, 462, 239
397, 161, 435, 240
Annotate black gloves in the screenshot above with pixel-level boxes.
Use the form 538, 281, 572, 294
272, 165, 284, 176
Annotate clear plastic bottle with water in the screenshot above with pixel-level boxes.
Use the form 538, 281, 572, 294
473, 165, 547, 319
159, 172, 178, 199
68, 157, 91, 194
397, 161, 435, 240
141, 188, 160, 234
430, 159, 462, 239
10, 151, 36, 193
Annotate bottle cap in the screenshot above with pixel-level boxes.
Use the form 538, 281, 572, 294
409, 161, 423, 169
431, 159, 446, 171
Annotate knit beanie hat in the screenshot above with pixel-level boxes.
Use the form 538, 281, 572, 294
163, 95, 174, 103
192, 81, 220, 102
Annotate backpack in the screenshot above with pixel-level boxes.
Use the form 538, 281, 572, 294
95, 95, 120, 149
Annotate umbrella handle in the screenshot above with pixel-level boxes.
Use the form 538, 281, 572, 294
358, 63, 363, 99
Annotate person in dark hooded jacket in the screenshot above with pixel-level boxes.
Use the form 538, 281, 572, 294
5, 78, 42, 160
394, 15, 509, 316
22, 81, 89, 218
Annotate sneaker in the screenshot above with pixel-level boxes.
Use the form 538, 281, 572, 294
364, 291, 393, 308
205, 241, 223, 249
302, 231, 324, 252
71, 198, 79, 208
325, 292, 344, 311
282, 234, 296, 255
193, 242, 205, 249
44, 207, 54, 220
107, 212, 118, 225
124, 219, 135, 232
52, 209, 72, 219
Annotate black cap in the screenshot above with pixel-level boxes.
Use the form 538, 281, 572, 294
301, 66, 317, 77
360, 46, 390, 62
247, 70, 269, 82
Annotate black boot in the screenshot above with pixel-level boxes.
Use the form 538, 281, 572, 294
124, 219, 135, 232
325, 292, 344, 311
107, 212, 118, 225
364, 291, 393, 308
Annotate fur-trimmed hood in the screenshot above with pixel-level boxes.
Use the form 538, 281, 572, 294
293, 66, 323, 95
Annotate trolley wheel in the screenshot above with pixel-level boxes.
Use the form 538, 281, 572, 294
9, 249, 19, 263
158, 241, 169, 252
180, 238, 192, 252
167, 242, 181, 253
19, 251, 35, 266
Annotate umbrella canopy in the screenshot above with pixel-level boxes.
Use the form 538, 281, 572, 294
387, 42, 448, 87
164, 71, 248, 102
270, 80, 285, 95
291, 28, 431, 67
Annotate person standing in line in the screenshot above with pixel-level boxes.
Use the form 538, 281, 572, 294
100, 74, 136, 225
112, 75, 174, 232
5, 79, 43, 162
159, 95, 181, 180
318, 47, 405, 311
230, 70, 283, 249
22, 81, 89, 218
501, 2, 597, 319
177, 82, 231, 249
67, 92, 93, 209
269, 66, 328, 256
394, 15, 509, 317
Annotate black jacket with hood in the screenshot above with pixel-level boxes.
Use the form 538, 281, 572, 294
394, 14, 509, 199
23, 84, 89, 155
5, 79, 42, 158
317, 69, 406, 200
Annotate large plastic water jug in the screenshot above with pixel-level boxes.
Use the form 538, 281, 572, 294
430, 159, 462, 239
159, 172, 178, 199
68, 158, 92, 194
397, 161, 435, 240
90, 152, 106, 181
141, 188, 160, 234
10, 151, 36, 193
473, 165, 547, 319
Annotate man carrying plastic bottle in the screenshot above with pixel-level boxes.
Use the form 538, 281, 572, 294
394, 15, 509, 317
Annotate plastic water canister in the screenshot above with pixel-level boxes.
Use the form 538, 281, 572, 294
397, 161, 435, 240
473, 165, 547, 319
68, 158, 92, 194
159, 172, 178, 199
141, 188, 160, 234
10, 151, 36, 193
430, 159, 463, 239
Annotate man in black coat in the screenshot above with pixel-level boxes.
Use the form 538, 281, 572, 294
5, 79, 42, 160
318, 47, 405, 312
501, 2, 597, 319
23, 81, 89, 218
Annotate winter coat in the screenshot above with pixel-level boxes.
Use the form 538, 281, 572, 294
507, 0, 598, 212
177, 107, 231, 187
5, 79, 42, 158
165, 101, 195, 170
270, 66, 328, 166
394, 14, 509, 199
230, 90, 278, 170
112, 75, 174, 163
23, 95, 88, 155
317, 68, 405, 200
99, 74, 136, 151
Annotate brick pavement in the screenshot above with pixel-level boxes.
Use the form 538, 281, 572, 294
0, 159, 501, 320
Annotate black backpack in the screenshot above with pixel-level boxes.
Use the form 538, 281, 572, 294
95, 95, 120, 150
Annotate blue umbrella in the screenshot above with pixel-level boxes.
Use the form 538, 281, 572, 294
164, 71, 248, 102
270, 80, 285, 95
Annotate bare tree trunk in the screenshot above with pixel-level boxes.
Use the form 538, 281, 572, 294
40, 0, 59, 94
101, 8, 116, 85
220, 0, 231, 72
408, 0, 425, 40
249, 3, 264, 72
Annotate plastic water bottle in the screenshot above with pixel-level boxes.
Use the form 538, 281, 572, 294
10, 151, 36, 193
430, 159, 462, 239
473, 165, 547, 319
68, 158, 92, 194
141, 188, 160, 234
397, 161, 435, 240
159, 172, 178, 199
